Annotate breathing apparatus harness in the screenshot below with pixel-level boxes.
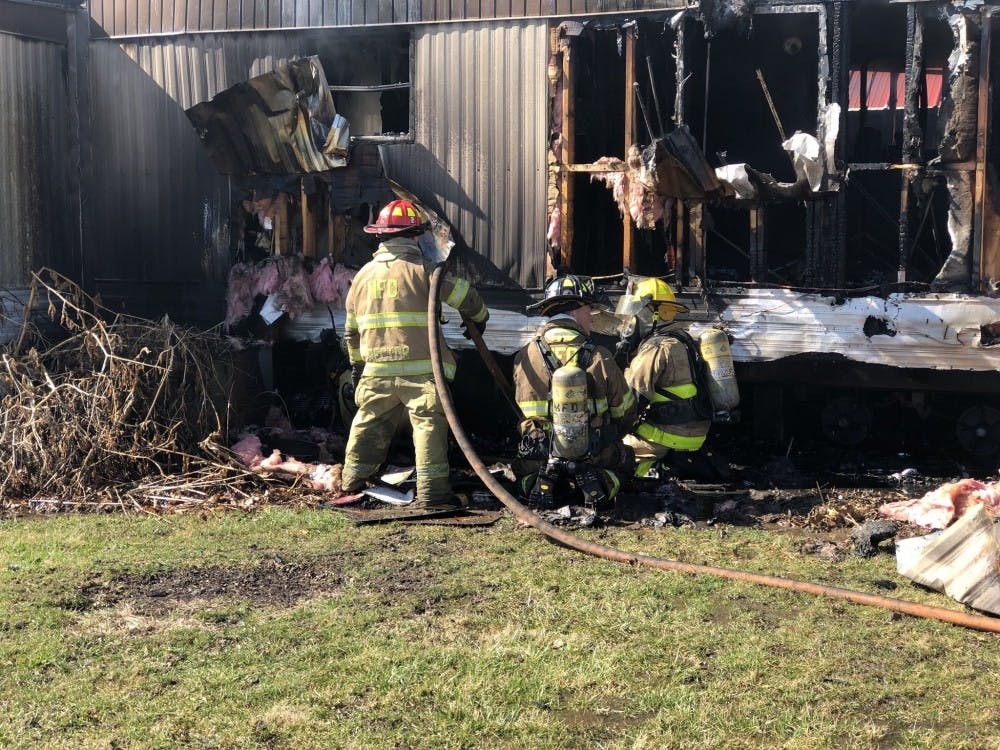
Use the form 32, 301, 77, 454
636, 326, 714, 426
522, 332, 610, 512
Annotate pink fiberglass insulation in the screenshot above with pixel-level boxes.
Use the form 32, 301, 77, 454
331, 264, 356, 307
590, 152, 666, 230
309, 257, 340, 304
591, 157, 626, 208
233, 432, 343, 493
878, 478, 1000, 529
257, 449, 342, 492
254, 261, 280, 297
274, 255, 315, 315
231, 434, 264, 468
547, 205, 562, 249
225, 263, 259, 327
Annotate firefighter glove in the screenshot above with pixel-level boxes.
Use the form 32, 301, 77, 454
461, 318, 487, 340
351, 363, 364, 393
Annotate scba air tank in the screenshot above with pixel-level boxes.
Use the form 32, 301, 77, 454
698, 328, 740, 415
550, 364, 590, 459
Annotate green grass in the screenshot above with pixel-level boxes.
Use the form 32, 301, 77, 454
1, 509, 998, 749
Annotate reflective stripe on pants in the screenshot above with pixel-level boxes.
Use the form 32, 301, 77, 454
624, 430, 705, 478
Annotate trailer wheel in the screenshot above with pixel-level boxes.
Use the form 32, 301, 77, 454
955, 405, 1000, 457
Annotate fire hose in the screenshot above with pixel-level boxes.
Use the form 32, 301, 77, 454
427, 263, 1000, 633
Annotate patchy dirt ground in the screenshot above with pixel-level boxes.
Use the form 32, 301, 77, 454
73, 555, 347, 616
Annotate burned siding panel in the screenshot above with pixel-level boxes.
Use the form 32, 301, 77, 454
0, 33, 71, 287
380, 21, 548, 290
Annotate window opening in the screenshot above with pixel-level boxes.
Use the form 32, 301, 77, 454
322, 31, 412, 140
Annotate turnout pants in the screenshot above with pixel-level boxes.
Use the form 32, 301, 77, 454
341, 374, 451, 502
623, 433, 671, 478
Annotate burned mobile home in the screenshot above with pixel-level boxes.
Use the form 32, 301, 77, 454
1, 0, 999, 458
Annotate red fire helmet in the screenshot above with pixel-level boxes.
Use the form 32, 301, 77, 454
364, 199, 426, 235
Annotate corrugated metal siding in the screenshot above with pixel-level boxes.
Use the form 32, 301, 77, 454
88, 0, 683, 37
89, 0, 421, 36
0, 33, 71, 286
86, 39, 232, 321
381, 21, 547, 289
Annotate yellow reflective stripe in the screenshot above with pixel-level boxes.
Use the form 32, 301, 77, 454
544, 329, 584, 344
345, 313, 358, 330
347, 346, 362, 362
622, 389, 636, 410
467, 303, 488, 324
651, 383, 697, 401
445, 278, 470, 307
635, 422, 706, 451
590, 398, 608, 416
416, 463, 449, 479
604, 470, 621, 498
355, 312, 428, 329
363, 360, 456, 379
518, 400, 550, 418
634, 459, 656, 478
610, 390, 636, 419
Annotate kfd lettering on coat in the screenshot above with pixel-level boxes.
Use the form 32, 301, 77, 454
365, 344, 410, 362
369, 278, 398, 299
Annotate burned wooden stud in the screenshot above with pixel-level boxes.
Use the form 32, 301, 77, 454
688, 203, 705, 283
559, 36, 575, 271
301, 179, 316, 258
674, 18, 686, 127
971, 9, 995, 289
749, 206, 766, 282
899, 4, 926, 283
674, 199, 686, 283
624, 26, 637, 274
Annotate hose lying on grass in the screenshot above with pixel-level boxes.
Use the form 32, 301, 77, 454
426, 263, 1000, 634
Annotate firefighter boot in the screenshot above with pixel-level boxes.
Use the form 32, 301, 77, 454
523, 460, 561, 510
572, 465, 608, 511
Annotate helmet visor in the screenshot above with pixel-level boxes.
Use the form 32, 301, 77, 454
589, 307, 628, 336
614, 275, 655, 318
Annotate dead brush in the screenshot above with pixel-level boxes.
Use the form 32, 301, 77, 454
0, 269, 278, 511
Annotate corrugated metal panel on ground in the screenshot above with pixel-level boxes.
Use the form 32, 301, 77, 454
380, 21, 547, 290
0, 33, 71, 287
88, 0, 684, 37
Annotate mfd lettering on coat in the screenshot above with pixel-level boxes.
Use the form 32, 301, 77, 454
368, 279, 398, 299
363, 344, 411, 362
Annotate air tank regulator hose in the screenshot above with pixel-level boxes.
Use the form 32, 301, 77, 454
426, 263, 1000, 633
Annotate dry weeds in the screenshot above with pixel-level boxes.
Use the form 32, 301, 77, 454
0, 269, 300, 512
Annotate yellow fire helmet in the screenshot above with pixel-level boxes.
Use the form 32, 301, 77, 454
616, 276, 688, 322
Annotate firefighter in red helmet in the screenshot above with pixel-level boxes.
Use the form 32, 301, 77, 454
340, 199, 489, 508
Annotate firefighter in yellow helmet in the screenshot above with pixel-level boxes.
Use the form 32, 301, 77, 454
512, 275, 637, 510
340, 199, 489, 508
621, 278, 712, 478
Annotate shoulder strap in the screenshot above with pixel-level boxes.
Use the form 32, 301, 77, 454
653, 330, 704, 400
534, 336, 563, 375
576, 341, 596, 368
